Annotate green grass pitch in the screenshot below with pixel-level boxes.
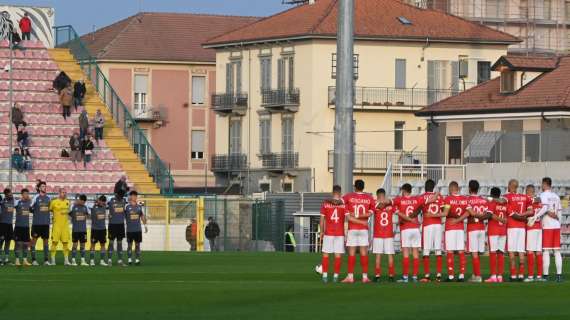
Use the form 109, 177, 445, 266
0, 252, 568, 319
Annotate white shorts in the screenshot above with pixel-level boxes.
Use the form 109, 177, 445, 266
422, 224, 443, 254
346, 230, 369, 247
372, 237, 395, 254
445, 230, 465, 251
401, 228, 421, 248
467, 230, 486, 253
507, 228, 526, 253
322, 235, 345, 254
526, 229, 542, 252
488, 235, 506, 253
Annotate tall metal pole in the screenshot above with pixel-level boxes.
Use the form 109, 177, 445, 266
333, 0, 354, 193
8, 32, 14, 189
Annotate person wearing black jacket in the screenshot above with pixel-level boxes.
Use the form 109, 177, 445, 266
73, 80, 86, 110
205, 217, 220, 252
114, 176, 130, 197
53, 71, 71, 94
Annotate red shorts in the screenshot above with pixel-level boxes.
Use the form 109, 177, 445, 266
542, 229, 561, 250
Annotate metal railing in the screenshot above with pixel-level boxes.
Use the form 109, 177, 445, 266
391, 164, 466, 186
261, 152, 299, 169
328, 86, 461, 110
211, 93, 248, 112
54, 25, 173, 194
261, 88, 300, 108
327, 150, 427, 171
133, 107, 162, 121
211, 154, 248, 172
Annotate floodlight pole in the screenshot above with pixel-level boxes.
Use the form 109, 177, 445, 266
333, 0, 355, 193
8, 32, 14, 189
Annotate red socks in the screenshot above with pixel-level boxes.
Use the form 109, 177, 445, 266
527, 253, 535, 277
459, 252, 466, 275
388, 261, 395, 277
497, 253, 505, 275
375, 265, 381, 277
402, 257, 410, 276
348, 255, 356, 274
322, 256, 330, 274
519, 262, 525, 277
423, 256, 430, 276
413, 258, 420, 277
360, 255, 369, 274
536, 254, 543, 277
472, 256, 481, 276
436, 255, 443, 275
489, 253, 497, 275
447, 252, 454, 275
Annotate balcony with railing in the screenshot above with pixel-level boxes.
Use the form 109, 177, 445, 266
327, 151, 427, 172
328, 86, 460, 111
261, 152, 299, 170
133, 107, 162, 122
211, 154, 248, 172
261, 88, 300, 112
212, 93, 248, 116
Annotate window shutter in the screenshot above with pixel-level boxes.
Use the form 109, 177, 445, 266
288, 57, 295, 89
427, 60, 436, 104
451, 61, 459, 91
277, 58, 285, 89
134, 75, 148, 94
191, 131, 205, 153
395, 59, 406, 89
226, 63, 233, 94
192, 76, 205, 104
235, 61, 242, 93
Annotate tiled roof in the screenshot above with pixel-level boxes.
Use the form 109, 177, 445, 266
82, 12, 259, 63
416, 56, 570, 116
204, 0, 520, 47
491, 55, 559, 72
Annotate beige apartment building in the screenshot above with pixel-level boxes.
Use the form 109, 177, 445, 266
406, 0, 570, 53
204, 0, 519, 193
82, 13, 258, 188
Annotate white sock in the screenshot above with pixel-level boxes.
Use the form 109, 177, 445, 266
347, 273, 353, 278
322, 272, 328, 278
362, 274, 368, 279
543, 250, 551, 275
554, 251, 563, 275
333, 273, 338, 278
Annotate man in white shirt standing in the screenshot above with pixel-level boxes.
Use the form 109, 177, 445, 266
529, 177, 563, 282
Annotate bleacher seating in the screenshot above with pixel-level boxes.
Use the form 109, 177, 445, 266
0, 40, 131, 194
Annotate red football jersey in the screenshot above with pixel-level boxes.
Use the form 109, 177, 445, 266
504, 193, 533, 229
487, 201, 508, 236
392, 195, 424, 231
342, 192, 375, 231
373, 204, 394, 238
527, 201, 542, 231
466, 195, 488, 232
443, 194, 470, 231
320, 200, 347, 236
420, 192, 443, 227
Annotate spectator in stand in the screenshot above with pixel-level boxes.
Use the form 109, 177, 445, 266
11, 103, 26, 130
53, 71, 71, 94
69, 132, 82, 167
73, 79, 86, 111
82, 134, 94, 166
93, 109, 105, 144
16, 127, 29, 149
79, 110, 89, 140
19, 13, 32, 41
114, 175, 129, 197
22, 148, 32, 171
11, 148, 24, 173
60, 84, 73, 120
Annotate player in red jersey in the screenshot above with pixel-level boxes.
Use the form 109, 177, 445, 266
441, 181, 472, 282
504, 179, 533, 281
341, 180, 375, 284
524, 184, 543, 282
319, 185, 347, 283
465, 180, 492, 283
485, 187, 509, 283
390, 183, 425, 283
419, 179, 444, 282
372, 188, 395, 282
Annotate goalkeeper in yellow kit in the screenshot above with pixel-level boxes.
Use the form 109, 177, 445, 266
49, 188, 71, 265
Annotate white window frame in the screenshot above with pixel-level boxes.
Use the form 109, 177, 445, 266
191, 76, 206, 105
134, 74, 148, 117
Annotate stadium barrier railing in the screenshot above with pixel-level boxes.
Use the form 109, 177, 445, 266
53, 25, 174, 194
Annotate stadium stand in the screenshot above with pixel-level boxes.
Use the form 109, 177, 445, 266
0, 39, 132, 194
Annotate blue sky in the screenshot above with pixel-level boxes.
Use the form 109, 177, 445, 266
9, 0, 288, 34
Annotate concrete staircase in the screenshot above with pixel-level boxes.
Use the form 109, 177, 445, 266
48, 48, 161, 194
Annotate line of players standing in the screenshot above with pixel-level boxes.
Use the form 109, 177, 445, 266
319, 177, 564, 283
0, 181, 148, 267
